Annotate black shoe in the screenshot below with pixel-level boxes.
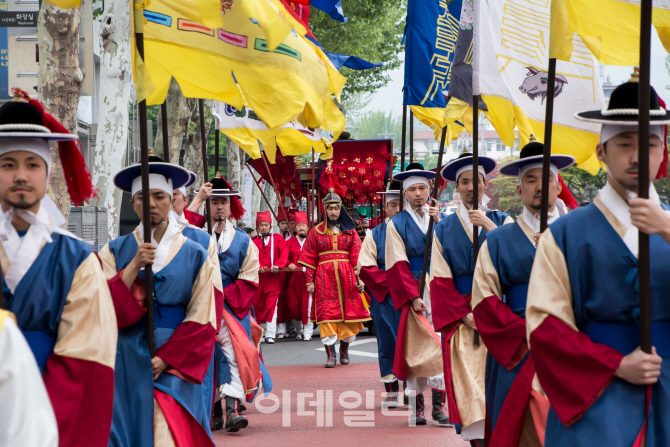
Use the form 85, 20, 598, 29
339, 340, 350, 365
239, 402, 247, 414
287, 327, 298, 338
403, 381, 409, 406
382, 381, 399, 408
431, 388, 451, 425
225, 396, 249, 432
210, 416, 224, 431
325, 344, 336, 368
409, 393, 427, 425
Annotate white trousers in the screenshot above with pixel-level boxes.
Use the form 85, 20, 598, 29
321, 334, 355, 346
261, 301, 279, 339
405, 286, 445, 393
302, 292, 314, 339
218, 320, 245, 400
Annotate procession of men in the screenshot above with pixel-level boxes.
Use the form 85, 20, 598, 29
0, 7, 669, 443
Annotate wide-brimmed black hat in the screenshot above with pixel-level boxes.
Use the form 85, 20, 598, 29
0, 97, 78, 141
209, 174, 241, 197
377, 180, 402, 195
393, 161, 437, 181
576, 71, 670, 125
441, 152, 497, 182
499, 136, 575, 176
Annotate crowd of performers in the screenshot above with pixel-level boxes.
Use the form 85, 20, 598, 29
1, 77, 670, 447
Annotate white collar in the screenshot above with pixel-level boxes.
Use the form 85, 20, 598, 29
214, 219, 233, 253
0, 204, 79, 293
598, 182, 663, 258
405, 200, 430, 234
458, 201, 489, 235
330, 224, 340, 234
168, 209, 190, 229
135, 220, 180, 273
521, 199, 567, 235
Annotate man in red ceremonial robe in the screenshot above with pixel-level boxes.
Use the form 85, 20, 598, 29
298, 189, 370, 368
253, 210, 289, 343
278, 211, 316, 341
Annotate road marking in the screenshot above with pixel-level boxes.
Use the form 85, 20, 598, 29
314, 338, 378, 358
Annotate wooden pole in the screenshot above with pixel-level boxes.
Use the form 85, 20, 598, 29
311, 149, 317, 228
136, 32, 154, 356
214, 129, 220, 174
540, 58, 557, 232
472, 95, 480, 346
261, 152, 291, 224
418, 126, 447, 298
400, 105, 408, 212
198, 99, 212, 235
160, 102, 169, 162
246, 164, 280, 223
409, 111, 414, 162
638, 0, 653, 354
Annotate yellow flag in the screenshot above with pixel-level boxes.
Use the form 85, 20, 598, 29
135, 0, 345, 134
550, 0, 670, 66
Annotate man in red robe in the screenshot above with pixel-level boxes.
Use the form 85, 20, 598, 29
278, 211, 316, 341
298, 189, 370, 368
252, 210, 289, 343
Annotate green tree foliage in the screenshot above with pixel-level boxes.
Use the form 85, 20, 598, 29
487, 155, 523, 217
310, 0, 405, 109
354, 110, 404, 148
561, 166, 607, 203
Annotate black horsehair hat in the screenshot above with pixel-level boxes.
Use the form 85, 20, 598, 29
208, 173, 241, 197
576, 69, 670, 125
377, 180, 402, 195
499, 135, 575, 176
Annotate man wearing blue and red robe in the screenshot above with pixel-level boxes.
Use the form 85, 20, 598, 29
429, 153, 512, 443
0, 90, 116, 447
384, 163, 448, 425
207, 176, 270, 433
471, 140, 575, 446
527, 80, 670, 447
358, 181, 403, 407
100, 162, 217, 447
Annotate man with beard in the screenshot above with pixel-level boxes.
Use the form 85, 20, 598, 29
470, 139, 575, 446
99, 159, 217, 446
384, 163, 448, 425
358, 181, 403, 407
298, 189, 369, 368
527, 78, 670, 447
278, 211, 315, 341
429, 153, 512, 443
278, 206, 292, 241
0, 90, 116, 447
252, 211, 289, 343
207, 176, 271, 433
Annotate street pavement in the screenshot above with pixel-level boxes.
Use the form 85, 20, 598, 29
212, 326, 470, 447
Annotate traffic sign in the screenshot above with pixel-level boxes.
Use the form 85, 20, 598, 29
583, 185, 598, 202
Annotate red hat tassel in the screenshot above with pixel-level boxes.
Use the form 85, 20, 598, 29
219, 174, 245, 220
558, 173, 579, 210
656, 96, 668, 180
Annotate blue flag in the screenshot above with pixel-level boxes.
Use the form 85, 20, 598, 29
311, 0, 348, 23
403, 0, 461, 130
306, 35, 381, 70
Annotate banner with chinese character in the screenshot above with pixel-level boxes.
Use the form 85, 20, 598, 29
475, 0, 605, 173
403, 0, 461, 131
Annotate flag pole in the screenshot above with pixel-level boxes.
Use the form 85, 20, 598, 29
198, 99, 212, 235
160, 101, 169, 162
418, 126, 447, 298
409, 111, 414, 162
135, 30, 155, 357
540, 58, 557, 232
214, 130, 220, 174
260, 152, 292, 224
638, 0, 653, 354
400, 105, 408, 212
246, 164, 280, 223
472, 95, 480, 346
311, 148, 317, 228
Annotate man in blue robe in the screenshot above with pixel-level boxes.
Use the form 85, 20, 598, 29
527, 77, 670, 447
429, 153, 512, 444
470, 139, 575, 446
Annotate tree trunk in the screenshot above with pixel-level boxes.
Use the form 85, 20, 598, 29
226, 137, 241, 190
154, 78, 193, 164
183, 99, 212, 188
37, 2, 83, 224
91, 0, 132, 239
